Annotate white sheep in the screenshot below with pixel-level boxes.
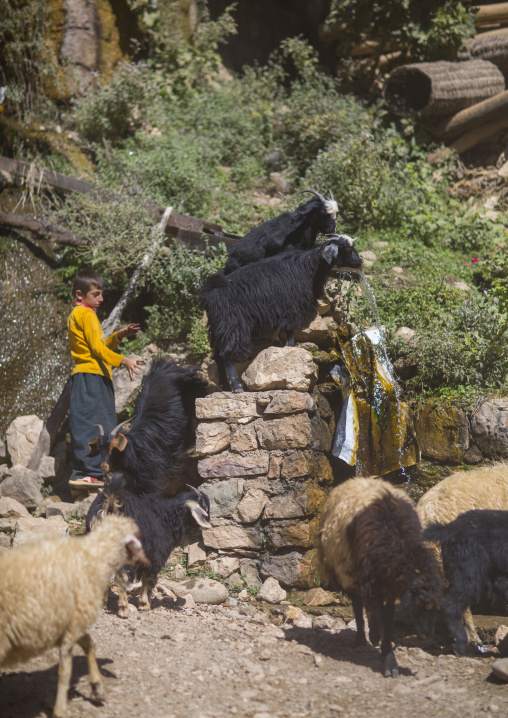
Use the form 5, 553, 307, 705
0, 514, 147, 718
416, 462, 508, 644
318, 477, 443, 677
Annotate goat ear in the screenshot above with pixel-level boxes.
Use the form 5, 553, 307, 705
321, 242, 339, 265
86, 437, 100, 457
124, 534, 150, 565
186, 500, 212, 529
111, 432, 128, 452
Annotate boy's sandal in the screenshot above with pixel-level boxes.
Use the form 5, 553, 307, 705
69, 477, 104, 488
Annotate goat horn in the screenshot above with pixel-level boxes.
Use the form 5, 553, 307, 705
186, 484, 202, 497
299, 189, 326, 204
111, 419, 130, 436
93, 424, 104, 435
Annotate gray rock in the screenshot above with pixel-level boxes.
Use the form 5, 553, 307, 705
200, 478, 244, 517
0, 440, 8, 466
234, 488, 267, 523
471, 399, 508, 457
0, 496, 31, 519
207, 555, 240, 578
46, 501, 76, 521
0, 466, 44, 510
161, 577, 228, 604
312, 614, 335, 630
37, 455, 56, 483
186, 541, 207, 568
199, 451, 269, 479
242, 347, 317, 392
256, 414, 313, 450
75, 493, 97, 519
202, 521, 263, 550
195, 422, 231, 455
12, 515, 69, 546
257, 577, 287, 604
6, 415, 43, 467
239, 558, 262, 588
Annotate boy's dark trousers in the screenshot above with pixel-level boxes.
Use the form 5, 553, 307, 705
69, 372, 117, 480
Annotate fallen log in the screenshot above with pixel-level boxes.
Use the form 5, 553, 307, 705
0, 212, 89, 247
475, 3, 508, 31
450, 114, 508, 153
438, 89, 508, 139
0, 154, 240, 252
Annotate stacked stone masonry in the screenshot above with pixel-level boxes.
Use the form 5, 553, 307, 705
195, 389, 335, 590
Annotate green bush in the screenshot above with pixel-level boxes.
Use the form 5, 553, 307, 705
144, 242, 227, 347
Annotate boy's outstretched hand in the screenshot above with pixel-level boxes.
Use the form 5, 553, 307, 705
121, 355, 144, 381
117, 323, 140, 341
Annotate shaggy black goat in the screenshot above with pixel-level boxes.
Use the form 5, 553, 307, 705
87, 477, 210, 617
200, 234, 362, 392
87, 357, 208, 494
423, 509, 508, 656
224, 190, 338, 274
318, 478, 444, 677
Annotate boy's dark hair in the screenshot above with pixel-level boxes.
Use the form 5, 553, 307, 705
72, 268, 104, 296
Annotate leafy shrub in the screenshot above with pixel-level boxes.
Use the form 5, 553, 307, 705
144, 242, 227, 347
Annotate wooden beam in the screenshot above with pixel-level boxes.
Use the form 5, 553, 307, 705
439, 89, 508, 139
450, 114, 508, 153
0, 212, 89, 247
0, 155, 240, 251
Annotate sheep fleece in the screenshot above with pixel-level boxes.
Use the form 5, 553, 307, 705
0, 515, 139, 668
318, 477, 416, 592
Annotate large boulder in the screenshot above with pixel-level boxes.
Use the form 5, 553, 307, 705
6, 415, 43, 467
0, 466, 44, 510
242, 347, 317, 392
11, 515, 69, 546
0, 496, 31, 519
470, 399, 508, 458
414, 400, 469, 462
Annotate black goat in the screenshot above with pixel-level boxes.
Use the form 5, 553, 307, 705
423, 509, 508, 656
87, 477, 210, 617
224, 190, 338, 274
87, 357, 208, 494
200, 234, 362, 392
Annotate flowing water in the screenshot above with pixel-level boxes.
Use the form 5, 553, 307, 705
0, 236, 72, 437
334, 269, 415, 478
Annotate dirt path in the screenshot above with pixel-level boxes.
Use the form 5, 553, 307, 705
1, 594, 508, 718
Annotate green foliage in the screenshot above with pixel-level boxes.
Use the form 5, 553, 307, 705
187, 315, 211, 362
72, 63, 158, 145
0, 0, 55, 120
126, 0, 237, 96
324, 0, 476, 71
144, 242, 227, 347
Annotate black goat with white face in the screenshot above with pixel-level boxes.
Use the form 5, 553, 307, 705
87, 358, 208, 494
87, 477, 211, 617
224, 190, 339, 274
200, 234, 362, 392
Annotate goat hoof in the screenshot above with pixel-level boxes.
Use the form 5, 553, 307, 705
90, 683, 105, 704
117, 608, 130, 619
138, 603, 151, 612
384, 653, 398, 677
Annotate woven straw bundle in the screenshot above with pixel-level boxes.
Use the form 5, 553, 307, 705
459, 30, 508, 81
384, 59, 505, 116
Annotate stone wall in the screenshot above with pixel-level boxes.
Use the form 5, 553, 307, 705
195, 386, 338, 590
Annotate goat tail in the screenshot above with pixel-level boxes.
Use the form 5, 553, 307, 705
87, 473, 127, 530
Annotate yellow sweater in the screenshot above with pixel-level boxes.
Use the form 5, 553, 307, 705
67, 305, 123, 380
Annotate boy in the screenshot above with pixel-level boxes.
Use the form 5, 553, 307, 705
67, 268, 143, 488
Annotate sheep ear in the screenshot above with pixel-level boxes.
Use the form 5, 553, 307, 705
111, 433, 128, 452
322, 242, 339, 265
186, 500, 212, 529
86, 437, 100, 457
125, 535, 149, 565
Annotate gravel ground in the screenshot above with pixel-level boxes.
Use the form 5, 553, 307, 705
1, 594, 507, 718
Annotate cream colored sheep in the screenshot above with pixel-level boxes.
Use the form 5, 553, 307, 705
416, 462, 508, 645
318, 477, 443, 677
0, 514, 147, 718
